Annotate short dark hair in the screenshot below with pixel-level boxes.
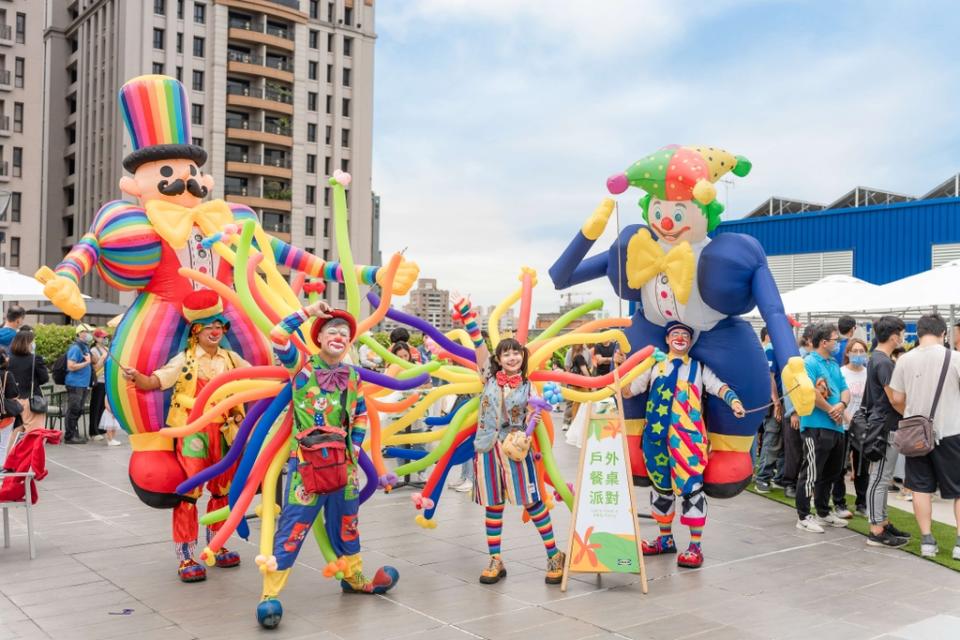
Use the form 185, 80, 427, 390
760, 326, 769, 342
800, 323, 818, 347
812, 323, 838, 349
390, 341, 412, 360
873, 316, 905, 344
917, 313, 947, 339
5, 305, 25, 323
389, 327, 410, 344
838, 315, 856, 335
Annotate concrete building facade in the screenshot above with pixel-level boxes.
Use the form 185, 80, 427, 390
36, 0, 376, 305
405, 277, 451, 333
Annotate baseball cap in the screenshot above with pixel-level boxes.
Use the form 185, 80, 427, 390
75, 323, 94, 335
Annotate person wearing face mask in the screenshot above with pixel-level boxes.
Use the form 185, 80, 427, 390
64, 324, 95, 444
795, 323, 852, 533
88, 329, 110, 441
123, 290, 250, 582
622, 322, 745, 568
835, 338, 870, 518
780, 326, 818, 499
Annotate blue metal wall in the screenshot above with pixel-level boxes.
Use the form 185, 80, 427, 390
716, 197, 960, 284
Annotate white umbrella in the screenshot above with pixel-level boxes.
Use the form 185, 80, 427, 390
0, 267, 50, 302
860, 259, 960, 312
744, 274, 883, 318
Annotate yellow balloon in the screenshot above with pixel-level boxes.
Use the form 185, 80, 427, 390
259, 434, 292, 558
528, 329, 630, 371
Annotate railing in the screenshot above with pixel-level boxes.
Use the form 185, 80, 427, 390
229, 17, 293, 41
225, 84, 293, 105
225, 151, 293, 169
226, 50, 293, 72
223, 185, 251, 197
263, 155, 293, 168
226, 118, 293, 137
223, 185, 293, 201
267, 0, 301, 10
261, 219, 291, 233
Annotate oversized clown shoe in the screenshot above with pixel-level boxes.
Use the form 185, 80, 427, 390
35, 75, 418, 508
550, 145, 813, 498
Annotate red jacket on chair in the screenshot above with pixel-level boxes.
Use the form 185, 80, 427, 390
0, 429, 62, 504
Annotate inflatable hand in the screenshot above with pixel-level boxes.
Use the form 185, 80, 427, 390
581, 198, 616, 241
781, 356, 815, 416
379, 258, 420, 295
35, 266, 86, 320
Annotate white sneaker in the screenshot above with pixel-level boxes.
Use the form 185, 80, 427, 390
796, 516, 825, 533
93, 435, 105, 441
454, 479, 473, 493
815, 513, 849, 528
921, 543, 939, 558
833, 508, 853, 519
107, 439, 122, 447
953, 546, 959, 561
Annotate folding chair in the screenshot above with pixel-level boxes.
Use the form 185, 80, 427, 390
1, 430, 36, 559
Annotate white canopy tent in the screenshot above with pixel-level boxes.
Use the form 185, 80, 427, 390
0, 267, 50, 302
858, 259, 960, 312
745, 274, 883, 318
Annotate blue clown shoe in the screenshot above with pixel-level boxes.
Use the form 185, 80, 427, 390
257, 598, 283, 630
340, 566, 400, 594
214, 547, 241, 568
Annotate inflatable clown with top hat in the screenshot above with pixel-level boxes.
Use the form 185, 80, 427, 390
34, 75, 418, 527
550, 145, 815, 508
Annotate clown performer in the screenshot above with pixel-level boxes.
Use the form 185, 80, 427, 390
550, 145, 813, 498
453, 297, 566, 586
122, 290, 248, 582
621, 322, 745, 568
33, 75, 417, 497
256, 300, 398, 629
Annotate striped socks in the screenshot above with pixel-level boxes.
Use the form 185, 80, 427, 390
485, 506, 504, 556
526, 501, 558, 558
689, 525, 703, 551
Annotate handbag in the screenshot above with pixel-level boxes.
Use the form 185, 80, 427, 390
28, 355, 48, 414
0, 372, 23, 426
502, 429, 532, 462
894, 350, 951, 457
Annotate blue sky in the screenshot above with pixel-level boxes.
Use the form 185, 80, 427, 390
370, 1, 960, 315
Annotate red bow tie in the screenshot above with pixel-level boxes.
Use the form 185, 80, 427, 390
496, 371, 522, 388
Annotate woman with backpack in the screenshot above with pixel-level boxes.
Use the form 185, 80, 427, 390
6, 327, 49, 431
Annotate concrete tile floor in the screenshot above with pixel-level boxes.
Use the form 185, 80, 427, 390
1, 427, 959, 640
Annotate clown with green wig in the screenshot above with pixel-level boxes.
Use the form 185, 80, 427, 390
550, 145, 815, 564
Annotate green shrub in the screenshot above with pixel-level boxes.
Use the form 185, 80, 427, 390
34, 324, 76, 364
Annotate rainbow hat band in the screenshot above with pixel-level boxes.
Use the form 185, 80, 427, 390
606, 145, 751, 205
118, 75, 207, 172
182, 289, 230, 329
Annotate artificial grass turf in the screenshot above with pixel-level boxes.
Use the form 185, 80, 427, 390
747, 483, 960, 572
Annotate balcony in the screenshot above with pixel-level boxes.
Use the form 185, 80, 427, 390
0, 24, 12, 46
0, 116, 9, 136
228, 19, 294, 52
224, 151, 293, 179
225, 84, 294, 115
0, 69, 10, 91
223, 185, 292, 212
226, 51, 294, 83
225, 118, 293, 147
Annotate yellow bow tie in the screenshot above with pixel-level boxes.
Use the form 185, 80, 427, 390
625, 228, 695, 305
144, 199, 235, 250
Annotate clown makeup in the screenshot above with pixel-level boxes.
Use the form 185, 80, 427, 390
666, 327, 693, 356
648, 198, 708, 245
319, 321, 351, 360
195, 321, 226, 351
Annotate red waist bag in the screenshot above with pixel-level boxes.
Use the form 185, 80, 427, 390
297, 425, 348, 495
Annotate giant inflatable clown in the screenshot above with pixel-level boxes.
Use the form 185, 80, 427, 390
35, 75, 418, 508
550, 145, 813, 498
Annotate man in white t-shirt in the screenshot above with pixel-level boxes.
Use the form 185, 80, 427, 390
889, 313, 960, 561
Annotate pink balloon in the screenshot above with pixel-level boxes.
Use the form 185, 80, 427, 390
607, 173, 629, 195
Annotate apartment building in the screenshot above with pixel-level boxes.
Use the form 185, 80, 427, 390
38, 0, 376, 305
0, 2, 42, 273
405, 278, 452, 333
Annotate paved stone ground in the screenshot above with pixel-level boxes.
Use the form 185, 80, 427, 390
2, 426, 960, 640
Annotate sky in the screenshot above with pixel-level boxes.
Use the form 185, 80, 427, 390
370, 0, 960, 317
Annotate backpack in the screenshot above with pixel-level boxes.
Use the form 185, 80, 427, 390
849, 354, 894, 465
51, 354, 68, 385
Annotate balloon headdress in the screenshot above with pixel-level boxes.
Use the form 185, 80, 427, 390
182, 289, 230, 331
118, 75, 208, 172
606, 145, 752, 231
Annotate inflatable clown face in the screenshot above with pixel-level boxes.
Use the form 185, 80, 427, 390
119, 158, 214, 209
646, 198, 708, 245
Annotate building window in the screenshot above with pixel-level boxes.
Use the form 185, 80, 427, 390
154, 0, 166, 15
10, 192, 20, 222
306, 187, 316, 206
323, 248, 330, 260
13, 102, 22, 133
327, 33, 334, 52
342, 67, 351, 87
15, 13, 25, 44
9, 237, 19, 268
340, 158, 349, 173
309, 30, 319, 49
324, 156, 330, 174
344, 7, 353, 26
153, 28, 165, 50
323, 188, 330, 208
194, 3, 206, 24
12, 147, 22, 177
323, 217, 329, 236
305, 216, 316, 235
327, 2, 334, 22
341, 98, 350, 118
341, 128, 350, 148
308, 61, 318, 80
326, 64, 332, 83
177, 32, 183, 53
325, 95, 332, 114
192, 137, 203, 147
306, 154, 316, 174
338, 283, 346, 300
176, 66, 183, 81
193, 36, 205, 57
310, 0, 319, 19
192, 70, 204, 91
344, 37, 354, 57
153, 62, 165, 75
308, 92, 318, 111
324, 125, 331, 145
307, 123, 317, 142
67, 156, 75, 175
191, 104, 203, 125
